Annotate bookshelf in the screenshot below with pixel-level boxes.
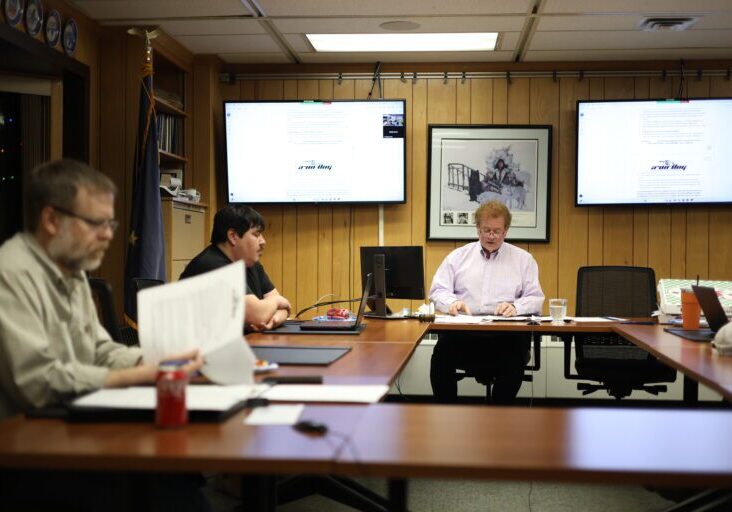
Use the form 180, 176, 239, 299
153, 52, 188, 180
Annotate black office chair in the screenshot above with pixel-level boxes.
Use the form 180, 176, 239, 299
564, 266, 676, 399
455, 333, 540, 400
88, 277, 139, 346
132, 277, 164, 291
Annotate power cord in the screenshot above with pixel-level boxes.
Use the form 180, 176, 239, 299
528, 480, 534, 512
294, 296, 361, 319
677, 59, 686, 99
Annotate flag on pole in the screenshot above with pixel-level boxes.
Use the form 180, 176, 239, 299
124, 35, 166, 325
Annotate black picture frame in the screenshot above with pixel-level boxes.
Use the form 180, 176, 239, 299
427, 124, 552, 242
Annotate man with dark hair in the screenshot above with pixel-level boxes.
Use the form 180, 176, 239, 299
0, 159, 207, 510
429, 200, 544, 404
181, 205, 290, 331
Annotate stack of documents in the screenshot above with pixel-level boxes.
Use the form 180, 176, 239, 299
137, 262, 257, 385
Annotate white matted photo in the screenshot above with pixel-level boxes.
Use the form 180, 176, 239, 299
427, 125, 552, 242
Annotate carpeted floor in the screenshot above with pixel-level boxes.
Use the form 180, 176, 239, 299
205, 476, 676, 511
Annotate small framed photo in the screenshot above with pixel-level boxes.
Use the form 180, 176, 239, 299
427, 124, 552, 242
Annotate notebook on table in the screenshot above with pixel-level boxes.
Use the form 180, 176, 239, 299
664, 285, 729, 342
251, 346, 351, 366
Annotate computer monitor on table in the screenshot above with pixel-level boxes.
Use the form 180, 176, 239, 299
359, 246, 425, 319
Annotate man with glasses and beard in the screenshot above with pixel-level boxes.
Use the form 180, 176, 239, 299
0, 159, 208, 511
429, 200, 544, 404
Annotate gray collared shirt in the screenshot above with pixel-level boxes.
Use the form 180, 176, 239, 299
0, 232, 142, 419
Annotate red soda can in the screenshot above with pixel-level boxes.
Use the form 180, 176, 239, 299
155, 362, 188, 428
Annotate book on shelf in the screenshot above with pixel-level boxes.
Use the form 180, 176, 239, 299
156, 112, 183, 155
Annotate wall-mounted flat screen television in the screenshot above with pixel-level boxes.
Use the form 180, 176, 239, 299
224, 99, 406, 204
576, 98, 732, 206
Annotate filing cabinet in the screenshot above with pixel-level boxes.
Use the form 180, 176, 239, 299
161, 198, 207, 282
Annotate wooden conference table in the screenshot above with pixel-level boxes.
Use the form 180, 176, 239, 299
614, 323, 732, 403
431, 319, 732, 403
1, 318, 731, 512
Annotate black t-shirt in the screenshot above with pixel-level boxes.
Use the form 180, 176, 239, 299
179, 245, 274, 299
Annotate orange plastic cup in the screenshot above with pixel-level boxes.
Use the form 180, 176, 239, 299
681, 289, 701, 330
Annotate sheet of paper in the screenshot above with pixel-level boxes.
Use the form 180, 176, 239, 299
72, 384, 265, 411
263, 384, 389, 404
244, 405, 304, 425
483, 315, 532, 322
434, 314, 487, 324
566, 316, 614, 322
137, 262, 256, 384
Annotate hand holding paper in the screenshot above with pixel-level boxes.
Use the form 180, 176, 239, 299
137, 261, 256, 384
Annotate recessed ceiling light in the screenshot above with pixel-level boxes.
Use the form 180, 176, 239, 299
379, 20, 420, 31
307, 33, 498, 52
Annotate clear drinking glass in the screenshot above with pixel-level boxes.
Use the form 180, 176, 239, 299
549, 298, 567, 325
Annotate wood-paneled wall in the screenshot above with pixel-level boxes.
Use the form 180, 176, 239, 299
221, 73, 732, 317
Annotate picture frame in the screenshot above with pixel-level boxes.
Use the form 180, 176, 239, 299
427, 124, 552, 242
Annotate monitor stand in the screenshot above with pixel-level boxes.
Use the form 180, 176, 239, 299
366, 253, 412, 319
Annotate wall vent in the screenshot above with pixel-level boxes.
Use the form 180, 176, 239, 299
639, 17, 699, 31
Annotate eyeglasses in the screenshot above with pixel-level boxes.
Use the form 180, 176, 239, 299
477, 227, 505, 237
52, 205, 119, 233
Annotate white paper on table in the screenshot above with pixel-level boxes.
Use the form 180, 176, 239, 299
566, 316, 614, 322
137, 261, 256, 384
72, 384, 265, 411
244, 405, 305, 425
483, 315, 532, 322
434, 314, 488, 324
263, 384, 389, 403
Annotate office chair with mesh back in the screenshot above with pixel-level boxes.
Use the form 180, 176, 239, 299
565, 266, 676, 399
87, 278, 139, 346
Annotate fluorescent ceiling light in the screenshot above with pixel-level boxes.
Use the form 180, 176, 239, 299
307, 33, 497, 52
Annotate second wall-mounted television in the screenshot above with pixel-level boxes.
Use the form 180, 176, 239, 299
224, 99, 406, 205
576, 98, 732, 206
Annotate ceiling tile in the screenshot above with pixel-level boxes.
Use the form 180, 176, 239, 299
73, 0, 250, 19
538, 15, 645, 31
530, 30, 732, 50
542, 0, 732, 15
272, 16, 526, 33
524, 48, 732, 61
158, 18, 265, 36
256, 0, 531, 17
538, 13, 732, 31
218, 52, 293, 63
498, 32, 520, 51
175, 34, 280, 54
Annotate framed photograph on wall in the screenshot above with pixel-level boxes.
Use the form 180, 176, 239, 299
427, 124, 552, 242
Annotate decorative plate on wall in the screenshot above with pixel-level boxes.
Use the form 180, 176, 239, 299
4, 0, 24, 27
62, 18, 77, 56
45, 8, 60, 47
25, 0, 44, 37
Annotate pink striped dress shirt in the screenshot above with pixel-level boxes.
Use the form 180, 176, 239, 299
429, 241, 544, 316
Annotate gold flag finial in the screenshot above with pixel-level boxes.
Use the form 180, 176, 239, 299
127, 28, 160, 74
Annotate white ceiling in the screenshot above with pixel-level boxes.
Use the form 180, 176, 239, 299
70, 0, 732, 64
